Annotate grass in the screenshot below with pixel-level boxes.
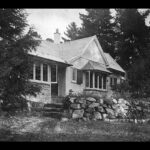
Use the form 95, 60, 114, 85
0, 112, 150, 141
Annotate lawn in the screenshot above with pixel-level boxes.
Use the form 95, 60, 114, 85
0, 112, 150, 141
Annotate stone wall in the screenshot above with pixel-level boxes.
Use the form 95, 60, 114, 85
62, 95, 149, 122
27, 82, 51, 104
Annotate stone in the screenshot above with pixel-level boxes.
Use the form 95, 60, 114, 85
72, 109, 84, 119
93, 112, 102, 120
104, 98, 113, 106
78, 98, 86, 104
86, 100, 92, 106
70, 103, 81, 109
97, 106, 105, 113
61, 117, 69, 122
85, 107, 94, 113
69, 97, 76, 103
89, 103, 99, 108
83, 112, 91, 118
81, 103, 86, 108
102, 113, 108, 119
97, 99, 104, 104
112, 99, 117, 104
86, 97, 96, 102
106, 108, 115, 118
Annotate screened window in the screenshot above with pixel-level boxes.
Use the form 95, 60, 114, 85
29, 63, 33, 79
95, 72, 98, 88
35, 63, 41, 80
103, 75, 106, 89
51, 64, 57, 82
90, 72, 93, 88
43, 64, 48, 82
85, 72, 89, 87
72, 68, 77, 82
99, 75, 102, 89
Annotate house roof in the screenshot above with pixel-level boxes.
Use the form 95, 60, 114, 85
104, 53, 125, 73
81, 60, 111, 73
29, 35, 125, 73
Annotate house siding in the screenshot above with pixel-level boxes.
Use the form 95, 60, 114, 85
65, 67, 86, 95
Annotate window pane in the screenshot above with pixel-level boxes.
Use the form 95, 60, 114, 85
51, 65, 57, 82
114, 78, 117, 86
103, 75, 106, 89
90, 72, 93, 88
85, 72, 89, 87
99, 75, 102, 89
77, 70, 83, 84
35, 63, 41, 80
110, 78, 113, 87
43, 64, 48, 81
95, 72, 98, 88
29, 63, 33, 79
72, 68, 76, 81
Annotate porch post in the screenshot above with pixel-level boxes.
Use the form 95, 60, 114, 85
89, 71, 90, 88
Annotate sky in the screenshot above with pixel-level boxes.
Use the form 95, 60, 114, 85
26, 9, 86, 40
26, 9, 150, 41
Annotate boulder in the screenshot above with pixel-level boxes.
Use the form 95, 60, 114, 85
97, 106, 105, 113
106, 108, 115, 119
61, 117, 69, 122
72, 109, 84, 119
70, 103, 81, 109
86, 97, 96, 102
97, 99, 104, 104
112, 99, 117, 104
93, 112, 102, 120
104, 98, 113, 106
69, 97, 76, 103
81, 103, 86, 108
78, 98, 86, 104
85, 107, 95, 113
89, 103, 99, 108
102, 113, 108, 119
83, 112, 91, 118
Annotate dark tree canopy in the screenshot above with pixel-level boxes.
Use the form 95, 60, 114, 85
115, 9, 150, 97
63, 9, 117, 57
0, 9, 41, 111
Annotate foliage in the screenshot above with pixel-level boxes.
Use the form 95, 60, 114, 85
115, 9, 150, 97
63, 9, 117, 57
0, 9, 41, 112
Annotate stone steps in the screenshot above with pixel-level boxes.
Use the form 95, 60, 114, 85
42, 103, 63, 119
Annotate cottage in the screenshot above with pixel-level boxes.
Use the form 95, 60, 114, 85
28, 29, 125, 104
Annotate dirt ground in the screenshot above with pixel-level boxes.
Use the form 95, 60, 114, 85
0, 113, 150, 141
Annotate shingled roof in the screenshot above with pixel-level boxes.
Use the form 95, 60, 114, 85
29, 35, 125, 73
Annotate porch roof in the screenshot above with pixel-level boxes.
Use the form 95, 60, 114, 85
81, 60, 111, 74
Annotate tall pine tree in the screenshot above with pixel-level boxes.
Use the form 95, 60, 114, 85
0, 9, 41, 111
115, 9, 150, 97
64, 9, 117, 57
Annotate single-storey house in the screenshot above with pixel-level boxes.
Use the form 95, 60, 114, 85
28, 29, 125, 104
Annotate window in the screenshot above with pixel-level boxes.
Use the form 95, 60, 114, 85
72, 68, 77, 82
95, 73, 98, 88
103, 75, 106, 89
43, 64, 48, 82
51, 64, 57, 82
35, 63, 41, 80
90, 72, 93, 88
114, 78, 117, 86
85, 71, 107, 90
99, 75, 102, 89
85, 72, 89, 87
29, 63, 33, 79
110, 77, 117, 87
77, 70, 83, 84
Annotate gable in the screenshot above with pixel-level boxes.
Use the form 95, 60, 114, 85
81, 40, 106, 65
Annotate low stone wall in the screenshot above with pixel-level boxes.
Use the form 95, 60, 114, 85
62, 95, 149, 122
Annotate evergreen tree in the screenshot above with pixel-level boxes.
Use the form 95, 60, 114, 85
64, 9, 117, 57
63, 22, 80, 42
0, 9, 41, 111
115, 9, 150, 97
